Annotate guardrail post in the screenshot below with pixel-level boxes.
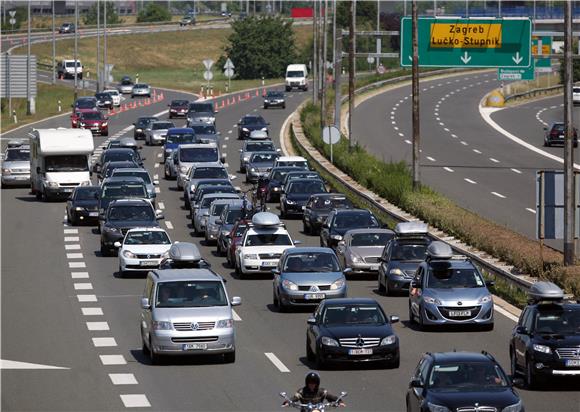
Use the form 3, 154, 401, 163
12, 110, 17, 123
58, 100, 61, 112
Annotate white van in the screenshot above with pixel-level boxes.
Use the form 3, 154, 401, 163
30, 128, 94, 201
57, 59, 83, 79
285, 64, 308, 92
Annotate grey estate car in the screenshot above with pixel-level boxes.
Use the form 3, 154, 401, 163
336, 228, 395, 274
140, 268, 241, 364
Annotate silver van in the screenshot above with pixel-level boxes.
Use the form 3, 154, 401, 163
140, 268, 241, 364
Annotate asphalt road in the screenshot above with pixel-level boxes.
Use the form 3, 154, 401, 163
2, 83, 579, 411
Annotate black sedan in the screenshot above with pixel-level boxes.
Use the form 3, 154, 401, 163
266, 167, 303, 202
543, 122, 578, 147
133, 116, 158, 139
306, 298, 400, 369
66, 186, 100, 225
237, 115, 269, 140
303, 193, 353, 235
168, 99, 190, 118
263, 91, 286, 109
320, 209, 381, 249
280, 178, 327, 217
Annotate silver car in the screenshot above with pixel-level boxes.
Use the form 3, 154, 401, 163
111, 168, 158, 202
183, 165, 232, 209
239, 140, 277, 173
192, 192, 239, 235
140, 268, 241, 364
176, 143, 225, 190
164, 151, 179, 180
336, 229, 395, 274
145, 121, 175, 146
187, 111, 216, 126
205, 198, 244, 244
1, 145, 30, 187
132, 83, 151, 98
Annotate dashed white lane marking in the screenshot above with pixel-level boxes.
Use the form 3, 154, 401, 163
233, 124, 238, 127
526, 208, 537, 214
222, 144, 227, 149
223, 163, 229, 168
92, 337, 117, 347
265, 352, 290, 373
154, 163, 160, 168
393, 126, 399, 131
398, 132, 405, 137
225, 136, 230, 141
464, 178, 477, 184
69, 261, 86, 268
443, 128, 449, 132
489, 157, 500, 163
74, 283, 93, 290
232, 309, 242, 321
67, 253, 84, 259
71, 272, 89, 279
391, 121, 396, 125
228, 130, 233, 134
404, 139, 412, 145
100, 355, 127, 365
165, 221, 174, 230
82, 307, 103, 316
65, 236, 80, 242
460, 141, 468, 146
158, 202, 165, 210
491, 192, 506, 199
473, 149, 482, 154
154, 187, 161, 194
511, 168, 522, 174
64, 228, 78, 234
426, 156, 436, 162
156, 153, 162, 158
86, 321, 110, 331
120, 394, 151, 408
109, 374, 138, 385
451, 134, 458, 138
65, 244, 81, 250
77, 294, 97, 302
443, 167, 454, 172
494, 305, 519, 322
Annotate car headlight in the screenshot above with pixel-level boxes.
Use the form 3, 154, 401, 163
136, 128, 142, 132
261, 127, 268, 131
216, 318, 234, 328
209, 117, 215, 123
161, 251, 170, 259
104, 226, 120, 233
250, 168, 256, 172
477, 294, 493, 304
46, 181, 59, 188
502, 401, 523, 412
243, 156, 250, 162
152, 321, 173, 330
80, 180, 91, 186
244, 253, 258, 260
286, 199, 296, 205
424, 296, 442, 305
330, 234, 342, 240
165, 148, 173, 153
380, 335, 397, 346
123, 250, 136, 258
74, 206, 84, 211
330, 279, 345, 290
180, 166, 189, 173
350, 254, 363, 263
79, 122, 86, 127
321, 336, 339, 347
2, 168, 11, 175
102, 122, 108, 127
273, 187, 280, 191
533, 344, 552, 354
242, 127, 249, 132
389, 268, 404, 276
282, 279, 298, 291
427, 404, 450, 412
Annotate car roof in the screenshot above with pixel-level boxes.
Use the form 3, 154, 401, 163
345, 228, 394, 235
104, 148, 135, 154
277, 156, 306, 161
250, 151, 279, 158
335, 208, 371, 215
152, 268, 221, 282
242, 114, 264, 119
112, 168, 148, 174
201, 192, 239, 200
323, 297, 379, 306
109, 198, 151, 206
286, 247, 335, 254
180, 143, 218, 149
103, 176, 144, 184
126, 227, 166, 233
430, 352, 496, 363
167, 128, 194, 134
288, 178, 324, 185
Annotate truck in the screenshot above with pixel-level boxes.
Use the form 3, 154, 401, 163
285, 64, 308, 92
57, 59, 83, 79
30, 128, 94, 201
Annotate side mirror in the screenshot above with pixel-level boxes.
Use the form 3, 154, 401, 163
390, 315, 400, 324
230, 296, 241, 306
239, 149, 243, 153
155, 210, 165, 220
293, 240, 302, 245
343, 268, 352, 274
140, 297, 151, 310
485, 280, 495, 287
515, 326, 528, 335
113, 241, 122, 248
307, 316, 316, 325
271, 268, 280, 275
337, 240, 346, 247
234, 186, 241, 192
543, 127, 547, 131
410, 378, 423, 388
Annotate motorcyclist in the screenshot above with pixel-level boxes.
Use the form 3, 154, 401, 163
283, 372, 346, 409
256, 175, 269, 210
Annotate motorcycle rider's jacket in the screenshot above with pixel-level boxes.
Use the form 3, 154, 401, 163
291, 387, 339, 404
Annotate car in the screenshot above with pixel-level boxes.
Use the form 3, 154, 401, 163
192, 192, 240, 236
145, 120, 175, 146
132, 83, 151, 98
107, 137, 140, 151
140, 268, 240, 364
187, 111, 216, 127
179, 15, 196, 26
133, 116, 158, 140
99, 199, 163, 256
573, 86, 580, 105
183, 166, 232, 208
245, 151, 280, 183
406, 351, 523, 412
205, 198, 244, 244
118, 76, 134, 94
189, 122, 220, 144
221, 11, 232, 17
320, 209, 381, 249
57, 59, 82, 79
543, 122, 578, 147
188, 101, 216, 119
409, 241, 495, 330
280, 178, 327, 217
237, 115, 269, 140
272, 247, 347, 311
263, 90, 286, 109
116, 227, 171, 276
164, 151, 179, 180
71, 108, 94, 128
306, 298, 400, 368
265, 167, 303, 202
175, 143, 225, 190
1, 145, 30, 187
336, 229, 395, 274
274, 156, 309, 170
225, 219, 250, 266
235, 212, 299, 277
190, 184, 238, 215
239, 140, 278, 173
217, 206, 250, 257
168, 99, 190, 118
302, 193, 353, 235
95, 148, 142, 177
158, 242, 212, 270
102, 89, 121, 106
163, 128, 197, 162
285, 64, 308, 91
73, 97, 98, 111
65, 185, 100, 225
378, 222, 431, 295
95, 92, 114, 110
111, 168, 158, 202
510, 281, 580, 388
100, 161, 143, 184
98, 177, 149, 218
77, 110, 109, 136
58, 22, 75, 34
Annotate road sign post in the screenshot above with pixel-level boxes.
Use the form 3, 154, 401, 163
223, 58, 235, 91
322, 126, 340, 164
400, 17, 532, 68
203, 59, 214, 91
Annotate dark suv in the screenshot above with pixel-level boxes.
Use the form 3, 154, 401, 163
302, 193, 353, 235
99, 199, 163, 256
133, 116, 158, 139
543, 122, 578, 147
320, 209, 380, 249
406, 351, 523, 412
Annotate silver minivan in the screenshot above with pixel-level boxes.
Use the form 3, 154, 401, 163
140, 268, 241, 364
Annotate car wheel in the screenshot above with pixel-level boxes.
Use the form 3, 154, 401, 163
525, 357, 539, 389
164, 167, 170, 179
264, 105, 268, 109
118, 265, 124, 278
282, 104, 286, 109
68, 212, 77, 226
306, 337, 315, 362
102, 131, 108, 136
223, 351, 235, 363
273, 289, 279, 307
418, 306, 426, 330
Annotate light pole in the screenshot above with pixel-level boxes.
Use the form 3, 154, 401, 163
52, 0, 56, 84
97, 0, 100, 92
412, 0, 420, 190
104, 0, 108, 89
321, 0, 328, 127
73, 0, 78, 100
313, 1, 318, 104
376, 0, 380, 71
26, 2, 31, 115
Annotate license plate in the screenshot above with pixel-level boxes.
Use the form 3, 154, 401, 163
262, 261, 277, 267
89, 212, 99, 217
304, 293, 325, 300
62, 188, 74, 192
565, 359, 580, 367
559, 135, 565, 139
302, 205, 306, 210
370, 265, 379, 271
349, 348, 373, 355
182, 343, 207, 350
449, 310, 471, 317
140, 260, 159, 266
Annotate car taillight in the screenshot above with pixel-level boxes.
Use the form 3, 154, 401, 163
551, 130, 559, 137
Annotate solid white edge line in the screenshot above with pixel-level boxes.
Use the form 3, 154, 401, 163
526, 208, 537, 214
265, 352, 290, 373
491, 191, 506, 199
494, 305, 519, 322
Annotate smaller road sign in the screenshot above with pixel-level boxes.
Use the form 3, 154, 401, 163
203, 71, 213, 81
203, 59, 214, 70
224, 58, 234, 70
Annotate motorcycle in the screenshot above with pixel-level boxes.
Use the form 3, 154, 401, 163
279, 391, 347, 412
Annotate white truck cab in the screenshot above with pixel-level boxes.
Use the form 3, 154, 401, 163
30, 128, 94, 201
285, 64, 308, 92
57, 59, 83, 79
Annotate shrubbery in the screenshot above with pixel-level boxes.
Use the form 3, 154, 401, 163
137, 3, 171, 23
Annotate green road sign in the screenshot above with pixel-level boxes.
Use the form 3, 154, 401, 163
498, 59, 535, 81
533, 36, 552, 72
400, 17, 531, 68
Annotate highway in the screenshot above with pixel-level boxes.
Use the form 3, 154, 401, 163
2, 78, 579, 411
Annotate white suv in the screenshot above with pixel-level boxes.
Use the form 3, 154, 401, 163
235, 212, 300, 278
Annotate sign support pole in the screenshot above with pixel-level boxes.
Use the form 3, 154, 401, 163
348, 0, 355, 151
412, 0, 420, 190
26, 2, 31, 115
564, 0, 575, 265
539, 170, 545, 273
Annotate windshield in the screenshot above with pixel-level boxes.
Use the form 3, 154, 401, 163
105, 164, 138, 178
167, 133, 195, 144
226, 209, 244, 224
271, 169, 297, 181
103, 152, 136, 163
428, 362, 509, 390
65, 61, 81, 68
191, 125, 217, 135
351, 232, 392, 247
189, 103, 214, 113
390, 243, 428, 261
108, 205, 154, 221
201, 196, 225, 208
250, 153, 278, 163
102, 184, 147, 199
283, 252, 340, 273
193, 168, 228, 179
180, 147, 218, 163
287, 71, 305, 77
243, 116, 266, 125
45, 155, 88, 172
279, 160, 308, 169
134, 84, 148, 88
245, 233, 292, 246
288, 181, 326, 194
112, 171, 151, 184
155, 280, 227, 308
76, 100, 95, 109
333, 213, 378, 229
287, 173, 318, 182
267, 92, 284, 98
4, 149, 29, 161
124, 230, 170, 245
121, 79, 132, 85
535, 308, 580, 335
81, 112, 103, 120
137, 117, 156, 127
312, 197, 351, 209
426, 264, 484, 289
75, 187, 99, 200
246, 142, 274, 152
96, 93, 111, 100
152, 122, 173, 130
322, 304, 386, 325
210, 203, 228, 216
171, 100, 188, 107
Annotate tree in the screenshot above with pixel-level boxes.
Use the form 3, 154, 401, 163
222, 16, 298, 79
83, 1, 122, 26
137, 3, 172, 23
336, 1, 377, 29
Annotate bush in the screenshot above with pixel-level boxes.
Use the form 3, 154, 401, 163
137, 3, 172, 23
83, 1, 122, 26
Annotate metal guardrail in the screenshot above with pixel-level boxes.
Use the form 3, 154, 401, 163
504, 84, 563, 103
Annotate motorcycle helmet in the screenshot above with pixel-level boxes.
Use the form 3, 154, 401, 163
305, 371, 321, 387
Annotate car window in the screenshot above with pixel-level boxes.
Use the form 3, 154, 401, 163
4, 149, 30, 161
427, 362, 508, 389
210, 203, 229, 216
113, 171, 151, 184
534, 307, 580, 335
155, 281, 227, 308
166, 133, 196, 144
426, 263, 484, 289
322, 304, 386, 325
243, 116, 266, 125
180, 147, 218, 163
390, 243, 428, 261
124, 231, 170, 245
192, 168, 228, 179
226, 210, 244, 224
283, 252, 340, 273
152, 122, 174, 130
102, 184, 147, 199
191, 125, 217, 134
81, 112, 103, 120
75, 187, 99, 200
245, 233, 292, 246
333, 213, 378, 229
288, 181, 325, 194
104, 151, 135, 163
108, 205, 154, 221
246, 142, 275, 151
350, 233, 393, 247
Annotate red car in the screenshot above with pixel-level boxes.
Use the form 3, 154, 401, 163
77, 110, 109, 136
226, 220, 250, 268
168, 99, 190, 119
70, 108, 94, 128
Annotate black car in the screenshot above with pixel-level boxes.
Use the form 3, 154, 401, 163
303, 193, 353, 235
510, 281, 580, 389
168, 99, 190, 118
74, 97, 97, 110
95, 92, 114, 110
66, 186, 100, 225
237, 115, 269, 140
280, 178, 328, 217
99, 199, 162, 256
320, 209, 381, 249
95, 148, 143, 177
306, 298, 400, 369
100, 160, 141, 182
543, 122, 578, 147
58, 22, 75, 33
266, 167, 303, 202
406, 351, 523, 412
98, 177, 149, 219
133, 116, 158, 139
263, 91, 286, 109
188, 101, 216, 116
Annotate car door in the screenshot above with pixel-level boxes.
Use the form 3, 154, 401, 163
308, 302, 324, 355
408, 356, 431, 412
320, 211, 334, 246
303, 197, 314, 226
141, 276, 155, 342
513, 308, 533, 369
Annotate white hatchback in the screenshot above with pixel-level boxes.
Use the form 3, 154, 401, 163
574, 86, 580, 106
103, 89, 121, 106
116, 227, 172, 276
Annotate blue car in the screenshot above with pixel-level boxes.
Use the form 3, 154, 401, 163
163, 128, 197, 162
